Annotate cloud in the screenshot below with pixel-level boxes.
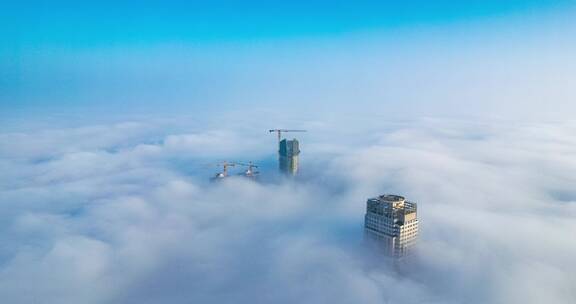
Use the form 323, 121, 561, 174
0, 117, 575, 304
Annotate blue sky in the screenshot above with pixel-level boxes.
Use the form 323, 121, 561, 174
2, 0, 573, 45
2, 0, 576, 120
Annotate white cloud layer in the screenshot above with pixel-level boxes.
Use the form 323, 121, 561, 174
0, 118, 575, 304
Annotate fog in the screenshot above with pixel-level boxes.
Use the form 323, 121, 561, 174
0, 116, 575, 303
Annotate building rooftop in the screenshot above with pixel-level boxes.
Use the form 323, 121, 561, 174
377, 194, 405, 203
367, 194, 417, 222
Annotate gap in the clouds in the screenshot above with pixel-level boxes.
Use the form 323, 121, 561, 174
549, 190, 576, 204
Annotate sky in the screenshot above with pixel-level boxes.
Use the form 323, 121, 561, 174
2, 0, 576, 122
1, 1, 576, 304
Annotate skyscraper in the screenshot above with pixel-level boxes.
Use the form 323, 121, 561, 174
364, 194, 418, 257
279, 138, 300, 175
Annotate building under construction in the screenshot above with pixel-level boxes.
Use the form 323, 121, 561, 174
269, 129, 305, 176
364, 194, 419, 257
279, 138, 300, 176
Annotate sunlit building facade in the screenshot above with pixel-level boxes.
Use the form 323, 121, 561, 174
364, 194, 418, 257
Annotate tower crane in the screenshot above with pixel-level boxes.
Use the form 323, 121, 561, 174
268, 129, 307, 143
237, 161, 259, 178
211, 161, 237, 181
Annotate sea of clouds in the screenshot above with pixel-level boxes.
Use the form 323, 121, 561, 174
0, 116, 575, 304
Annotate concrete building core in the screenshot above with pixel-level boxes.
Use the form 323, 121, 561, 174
364, 194, 418, 257
279, 138, 300, 175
